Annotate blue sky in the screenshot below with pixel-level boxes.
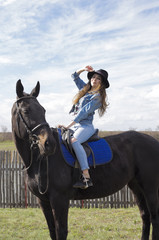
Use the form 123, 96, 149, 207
0, 0, 159, 131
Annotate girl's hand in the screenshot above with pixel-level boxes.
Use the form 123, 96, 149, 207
76, 66, 94, 75
57, 124, 67, 129
85, 65, 94, 72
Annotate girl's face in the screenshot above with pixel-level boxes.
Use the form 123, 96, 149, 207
90, 74, 102, 89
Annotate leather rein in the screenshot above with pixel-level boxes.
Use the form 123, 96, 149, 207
15, 96, 50, 194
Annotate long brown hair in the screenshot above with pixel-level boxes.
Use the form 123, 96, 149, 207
73, 80, 108, 117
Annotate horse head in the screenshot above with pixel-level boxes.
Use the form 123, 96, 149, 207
12, 79, 56, 156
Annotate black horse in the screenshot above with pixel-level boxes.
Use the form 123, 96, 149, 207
11, 80, 159, 240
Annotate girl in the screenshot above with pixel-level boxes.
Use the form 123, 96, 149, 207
59, 65, 109, 189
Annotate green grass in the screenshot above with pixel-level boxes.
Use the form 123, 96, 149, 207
0, 207, 145, 240
0, 141, 16, 151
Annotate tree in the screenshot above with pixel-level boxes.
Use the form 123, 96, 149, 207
156, 125, 159, 131
1, 125, 8, 141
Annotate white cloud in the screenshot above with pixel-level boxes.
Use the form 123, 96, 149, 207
0, 56, 12, 64
0, 0, 159, 131
1, 0, 17, 6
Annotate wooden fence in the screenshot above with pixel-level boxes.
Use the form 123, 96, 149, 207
0, 151, 136, 208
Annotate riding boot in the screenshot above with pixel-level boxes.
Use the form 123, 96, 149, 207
73, 174, 93, 189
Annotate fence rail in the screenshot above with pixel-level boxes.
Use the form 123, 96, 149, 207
0, 151, 136, 208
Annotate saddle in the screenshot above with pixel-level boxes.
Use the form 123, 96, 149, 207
61, 127, 100, 168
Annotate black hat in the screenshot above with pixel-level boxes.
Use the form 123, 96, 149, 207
87, 69, 109, 88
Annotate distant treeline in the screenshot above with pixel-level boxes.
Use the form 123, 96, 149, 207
100, 130, 159, 142
0, 132, 12, 142
0, 131, 159, 142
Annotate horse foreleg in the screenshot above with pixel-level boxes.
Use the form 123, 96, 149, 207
50, 193, 70, 240
38, 198, 56, 240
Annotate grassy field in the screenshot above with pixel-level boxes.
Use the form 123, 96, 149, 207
0, 207, 145, 240
0, 140, 16, 151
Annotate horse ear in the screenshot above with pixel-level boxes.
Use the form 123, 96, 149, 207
30, 81, 40, 97
16, 79, 24, 98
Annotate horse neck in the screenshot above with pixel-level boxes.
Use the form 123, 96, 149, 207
13, 131, 31, 167
51, 128, 69, 167
52, 129, 61, 157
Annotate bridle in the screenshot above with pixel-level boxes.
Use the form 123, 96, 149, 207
15, 96, 50, 194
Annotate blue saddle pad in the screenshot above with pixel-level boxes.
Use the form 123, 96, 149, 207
58, 129, 113, 167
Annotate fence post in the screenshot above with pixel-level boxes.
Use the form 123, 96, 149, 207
0, 151, 2, 207
24, 173, 28, 208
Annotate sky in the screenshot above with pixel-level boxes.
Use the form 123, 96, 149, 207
0, 0, 159, 132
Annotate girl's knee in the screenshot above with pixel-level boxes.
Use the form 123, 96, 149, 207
71, 137, 77, 144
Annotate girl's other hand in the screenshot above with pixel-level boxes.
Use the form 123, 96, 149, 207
57, 124, 67, 129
